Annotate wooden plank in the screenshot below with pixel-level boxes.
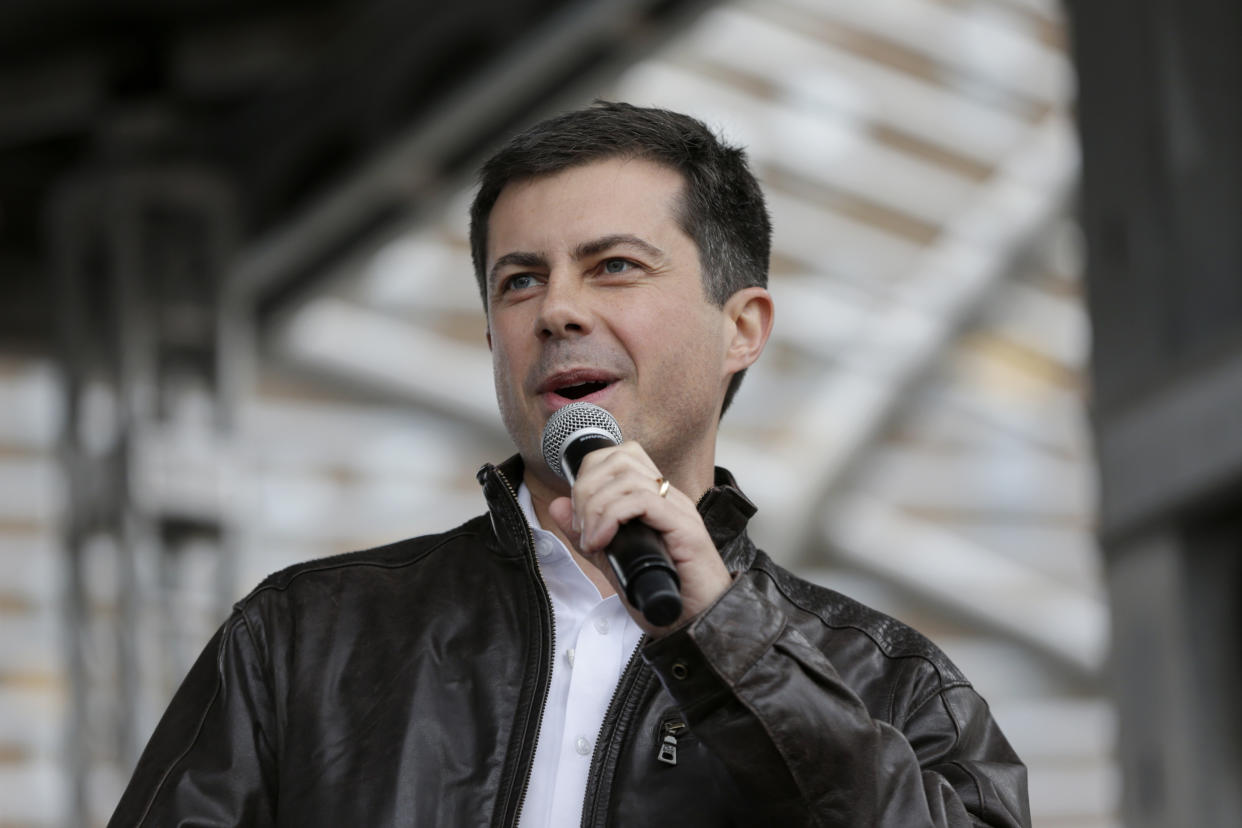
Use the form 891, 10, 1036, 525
774, 0, 1071, 106
246, 467, 482, 548
278, 296, 503, 435
938, 345, 1089, 456
683, 6, 1030, 164
982, 280, 1091, 369
0, 361, 58, 451
855, 442, 1093, 519
822, 491, 1107, 677
772, 278, 886, 357
0, 536, 58, 605
0, 612, 60, 677
1026, 764, 1120, 822
989, 697, 1116, 763
767, 190, 923, 284
0, 686, 65, 755
350, 233, 481, 315
0, 459, 59, 523
0, 760, 68, 825
614, 59, 981, 227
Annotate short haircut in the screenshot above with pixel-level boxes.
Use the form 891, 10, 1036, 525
469, 100, 772, 415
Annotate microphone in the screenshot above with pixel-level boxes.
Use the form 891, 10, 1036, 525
541, 402, 682, 627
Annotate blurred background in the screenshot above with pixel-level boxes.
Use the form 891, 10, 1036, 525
1, 0, 1239, 826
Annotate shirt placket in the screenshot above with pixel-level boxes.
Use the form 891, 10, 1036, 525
550, 596, 628, 814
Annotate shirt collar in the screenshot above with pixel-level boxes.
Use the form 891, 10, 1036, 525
516, 481, 616, 605
515, 482, 561, 555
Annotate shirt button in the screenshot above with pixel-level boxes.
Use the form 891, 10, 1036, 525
593, 618, 609, 635
575, 735, 591, 756
566, 648, 575, 667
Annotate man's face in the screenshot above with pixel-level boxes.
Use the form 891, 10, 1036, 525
484, 157, 732, 486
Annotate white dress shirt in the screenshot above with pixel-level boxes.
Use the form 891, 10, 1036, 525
515, 483, 644, 828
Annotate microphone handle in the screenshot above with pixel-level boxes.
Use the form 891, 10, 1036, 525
605, 522, 682, 628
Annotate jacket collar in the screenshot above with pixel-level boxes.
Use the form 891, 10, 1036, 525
477, 455, 758, 565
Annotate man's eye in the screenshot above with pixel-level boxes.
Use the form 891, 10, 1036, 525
602, 258, 634, 274
504, 274, 538, 292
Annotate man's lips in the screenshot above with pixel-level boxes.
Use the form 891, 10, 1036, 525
535, 369, 618, 404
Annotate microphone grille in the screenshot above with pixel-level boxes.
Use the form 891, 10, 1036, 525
541, 402, 624, 479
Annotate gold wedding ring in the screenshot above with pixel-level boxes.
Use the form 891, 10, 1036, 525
656, 476, 670, 498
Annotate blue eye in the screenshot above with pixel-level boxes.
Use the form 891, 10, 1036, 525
602, 259, 632, 274
504, 274, 537, 292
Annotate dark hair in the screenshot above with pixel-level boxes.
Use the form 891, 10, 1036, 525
469, 101, 771, 415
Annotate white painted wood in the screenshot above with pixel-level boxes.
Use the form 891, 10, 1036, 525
940, 519, 1103, 589
278, 296, 503, 435
0, 458, 60, 522
353, 233, 480, 315
249, 467, 482, 547
0, 760, 68, 825
770, 278, 884, 356
685, 6, 1031, 164
855, 442, 1094, 517
0, 612, 60, 676
1026, 764, 1121, 821
936, 356, 1090, 458
242, 397, 489, 477
0, 361, 59, 450
822, 491, 1108, 676
0, 535, 59, 602
930, 636, 1085, 699
983, 279, 1091, 369
774, 0, 1072, 105
987, 0, 1064, 25
989, 697, 1116, 762
614, 59, 981, 227
0, 686, 65, 754
767, 190, 923, 284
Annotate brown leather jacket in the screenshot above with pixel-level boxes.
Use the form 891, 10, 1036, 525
109, 457, 1030, 827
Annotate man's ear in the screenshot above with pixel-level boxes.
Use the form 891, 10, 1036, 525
722, 286, 774, 374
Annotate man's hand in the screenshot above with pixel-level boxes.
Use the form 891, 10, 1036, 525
546, 441, 733, 636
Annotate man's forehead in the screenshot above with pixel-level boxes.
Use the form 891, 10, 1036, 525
485, 158, 689, 261
510, 154, 684, 190
499, 157, 684, 204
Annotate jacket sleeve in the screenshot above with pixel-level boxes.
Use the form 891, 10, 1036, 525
107, 612, 279, 828
641, 573, 1031, 828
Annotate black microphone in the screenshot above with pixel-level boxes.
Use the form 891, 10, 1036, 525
541, 402, 682, 627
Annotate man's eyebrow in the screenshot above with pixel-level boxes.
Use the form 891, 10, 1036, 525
487, 235, 665, 286
574, 234, 665, 261
488, 251, 548, 287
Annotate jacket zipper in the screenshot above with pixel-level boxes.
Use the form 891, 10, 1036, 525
579, 638, 646, 827
656, 718, 687, 766
579, 485, 719, 825
493, 466, 555, 828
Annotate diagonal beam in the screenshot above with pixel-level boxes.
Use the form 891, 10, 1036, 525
820, 491, 1107, 681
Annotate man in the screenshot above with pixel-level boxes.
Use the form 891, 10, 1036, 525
110, 102, 1030, 827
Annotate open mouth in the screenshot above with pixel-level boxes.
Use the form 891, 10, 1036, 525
557, 381, 610, 400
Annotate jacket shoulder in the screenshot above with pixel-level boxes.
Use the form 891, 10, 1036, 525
238, 513, 495, 604
750, 552, 969, 687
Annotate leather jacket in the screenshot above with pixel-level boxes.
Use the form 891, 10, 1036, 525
109, 456, 1030, 827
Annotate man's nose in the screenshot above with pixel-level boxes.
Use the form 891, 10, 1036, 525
536, 273, 592, 340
